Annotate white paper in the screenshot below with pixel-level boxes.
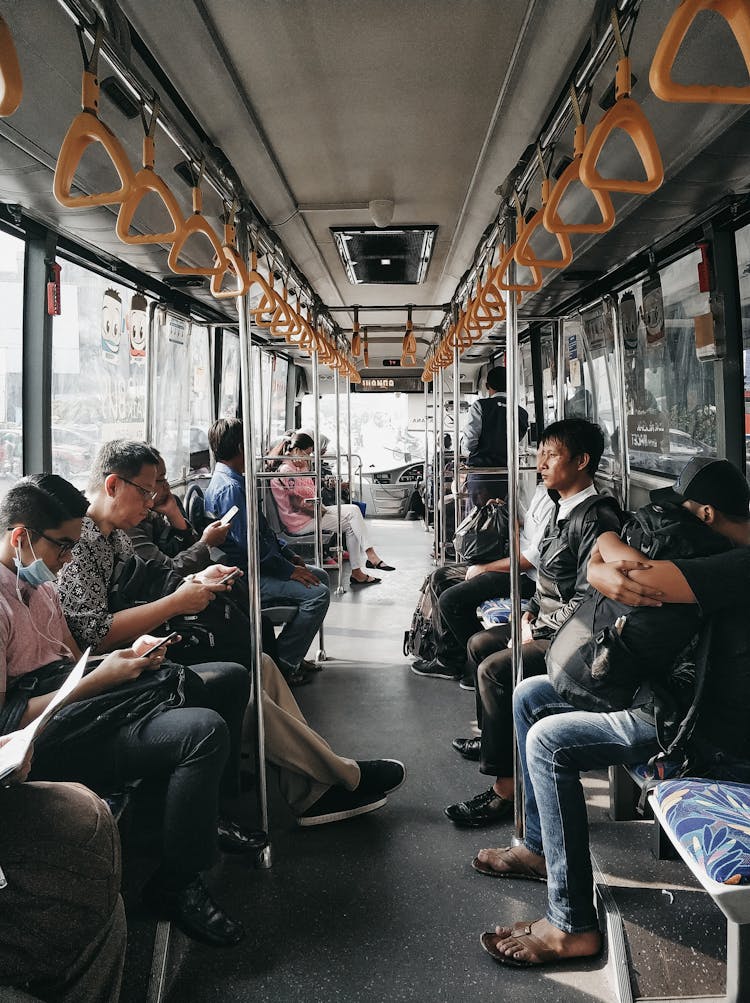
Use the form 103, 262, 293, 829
0, 648, 89, 783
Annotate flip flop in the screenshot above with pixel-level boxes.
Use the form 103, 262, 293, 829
471, 846, 547, 882
366, 560, 396, 571
349, 575, 381, 587
480, 923, 598, 968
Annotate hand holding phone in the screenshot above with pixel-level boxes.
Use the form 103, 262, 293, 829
217, 568, 242, 586
140, 632, 179, 658
220, 505, 239, 527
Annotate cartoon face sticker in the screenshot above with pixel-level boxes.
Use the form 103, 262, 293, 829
127, 292, 148, 362
101, 288, 122, 365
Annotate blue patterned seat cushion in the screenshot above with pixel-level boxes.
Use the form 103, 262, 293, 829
627, 759, 681, 784
653, 780, 750, 885
477, 598, 531, 626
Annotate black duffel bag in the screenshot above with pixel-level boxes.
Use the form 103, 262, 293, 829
453, 500, 509, 564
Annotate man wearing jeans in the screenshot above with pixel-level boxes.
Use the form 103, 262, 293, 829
475, 457, 750, 969
205, 418, 330, 685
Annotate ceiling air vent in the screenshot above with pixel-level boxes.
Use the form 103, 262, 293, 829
331, 226, 437, 285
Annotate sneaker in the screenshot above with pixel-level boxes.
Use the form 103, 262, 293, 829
297, 785, 387, 827
444, 787, 513, 827
459, 674, 476, 691
356, 759, 406, 795
410, 658, 460, 680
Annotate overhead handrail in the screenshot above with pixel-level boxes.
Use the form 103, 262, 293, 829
515, 148, 574, 270
579, 10, 664, 196
0, 14, 22, 117
650, 0, 750, 104
210, 201, 250, 299
116, 97, 185, 246
53, 23, 136, 208
167, 158, 227, 277
543, 85, 617, 234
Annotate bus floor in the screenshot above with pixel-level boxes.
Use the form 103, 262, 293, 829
118, 519, 727, 1003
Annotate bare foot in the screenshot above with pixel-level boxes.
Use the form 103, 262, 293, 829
488, 918, 601, 965
474, 845, 546, 880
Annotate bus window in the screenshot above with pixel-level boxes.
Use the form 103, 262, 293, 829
734, 222, 750, 471
623, 249, 717, 478
270, 356, 289, 443
0, 229, 23, 496
150, 309, 191, 484
52, 261, 147, 489
519, 340, 535, 441
538, 325, 557, 428
189, 324, 212, 476
219, 332, 240, 418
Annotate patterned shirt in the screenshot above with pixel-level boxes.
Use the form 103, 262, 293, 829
57, 516, 134, 651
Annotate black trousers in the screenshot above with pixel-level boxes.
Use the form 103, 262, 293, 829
466, 625, 549, 777
432, 566, 536, 670
31, 661, 250, 885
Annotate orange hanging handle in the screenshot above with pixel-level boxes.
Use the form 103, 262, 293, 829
515, 204, 573, 271
167, 172, 226, 277
0, 14, 22, 117
246, 246, 280, 321
492, 240, 543, 293
54, 24, 136, 208
363, 329, 370, 367
117, 98, 186, 247
650, 0, 750, 104
579, 16, 664, 196
210, 204, 250, 299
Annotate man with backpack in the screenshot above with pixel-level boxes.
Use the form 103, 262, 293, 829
445, 419, 622, 825
475, 456, 750, 970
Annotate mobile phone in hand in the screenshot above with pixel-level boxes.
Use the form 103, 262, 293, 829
219, 505, 239, 526
217, 568, 242, 586
141, 631, 179, 658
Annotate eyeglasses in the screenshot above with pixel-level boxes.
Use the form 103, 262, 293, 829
28, 529, 76, 557
106, 473, 158, 501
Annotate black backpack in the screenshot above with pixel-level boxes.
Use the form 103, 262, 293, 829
403, 574, 437, 661
453, 500, 510, 564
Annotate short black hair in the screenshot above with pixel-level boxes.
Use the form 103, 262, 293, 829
486, 367, 507, 393
289, 432, 315, 452
539, 419, 605, 476
89, 440, 159, 491
1, 474, 88, 534
208, 418, 244, 462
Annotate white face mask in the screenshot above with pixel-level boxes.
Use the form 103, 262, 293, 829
13, 531, 57, 593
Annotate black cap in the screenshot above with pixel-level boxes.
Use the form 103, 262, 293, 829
650, 457, 750, 518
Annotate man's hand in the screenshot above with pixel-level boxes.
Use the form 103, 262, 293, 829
172, 579, 215, 613
587, 547, 663, 607
154, 492, 189, 530
465, 563, 488, 581
193, 565, 241, 590
0, 734, 33, 783
200, 519, 230, 548
95, 647, 161, 687
520, 612, 536, 645
290, 553, 306, 567
290, 565, 320, 587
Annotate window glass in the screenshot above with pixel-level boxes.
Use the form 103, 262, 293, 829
189, 324, 212, 474
270, 355, 289, 443
149, 308, 191, 482
620, 249, 717, 478
734, 223, 750, 470
52, 261, 147, 488
219, 332, 240, 417
538, 326, 557, 428
519, 340, 535, 440
0, 230, 24, 496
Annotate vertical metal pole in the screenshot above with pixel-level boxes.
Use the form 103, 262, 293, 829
504, 215, 525, 844
432, 372, 439, 560
556, 318, 566, 421
452, 340, 462, 537
424, 381, 430, 531
237, 225, 271, 868
438, 365, 446, 565
346, 374, 353, 503
610, 300, 630, 510
334, 367, 345, 595
311, 341, 326, 659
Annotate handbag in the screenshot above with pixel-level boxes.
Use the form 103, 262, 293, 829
453, 501, 509, 564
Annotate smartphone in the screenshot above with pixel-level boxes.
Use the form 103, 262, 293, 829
141, 631, 179, 658
220, 505, 239, 526
217, 568, 242, 586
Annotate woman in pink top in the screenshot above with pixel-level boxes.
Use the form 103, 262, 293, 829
271, 432, 395, 587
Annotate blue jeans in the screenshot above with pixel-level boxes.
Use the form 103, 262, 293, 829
512, 676, 661, 933
259, 565, 330, 671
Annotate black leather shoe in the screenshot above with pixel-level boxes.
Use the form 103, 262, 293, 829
287, 667, 313, 687
452, 737, 481, 761
143, 875, 245, 947
444, 787, 513, 827
217, 817, 265, 853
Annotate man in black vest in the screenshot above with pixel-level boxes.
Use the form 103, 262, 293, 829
461, 367, 529, 505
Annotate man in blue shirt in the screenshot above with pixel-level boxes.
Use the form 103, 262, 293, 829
205, 419, 330, 683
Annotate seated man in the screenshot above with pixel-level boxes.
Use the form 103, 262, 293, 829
475, 457, 750, 969
445, 419, 622, 826
3, 474, 248, 947
410, 481, 554, 683
0, 742, 125, 1003
205, 418, 330, 682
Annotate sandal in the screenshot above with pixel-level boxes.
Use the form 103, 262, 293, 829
366, 560, 396, 571
349, 575, 381, 587
480, 922, 601, 968
471, 845, 547, 881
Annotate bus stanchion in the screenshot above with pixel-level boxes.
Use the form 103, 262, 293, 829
311, 337, 327, 661
333, 365, 345, 596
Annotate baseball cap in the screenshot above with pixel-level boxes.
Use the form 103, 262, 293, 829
650, 456, 750, 518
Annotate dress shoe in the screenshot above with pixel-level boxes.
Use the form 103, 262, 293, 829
444, 787, 514, 827
301, 658, 323, 673
217, 817, 265, 853
287, 667, 313, 687
452, 737, 481, 761
142, 875, 245, 947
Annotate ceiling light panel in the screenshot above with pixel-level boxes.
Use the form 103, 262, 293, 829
331, 226, 437, 284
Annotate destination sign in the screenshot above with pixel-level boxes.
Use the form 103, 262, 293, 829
354, 377, 424, 392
